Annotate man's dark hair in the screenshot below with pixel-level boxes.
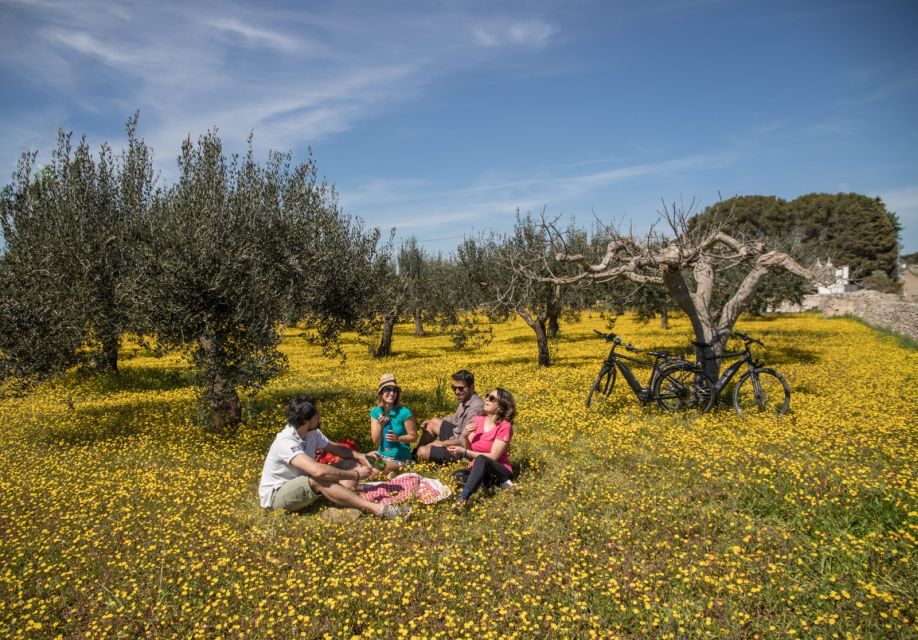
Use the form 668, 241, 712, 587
286, 395, 318, 427
451, 369, 474, 389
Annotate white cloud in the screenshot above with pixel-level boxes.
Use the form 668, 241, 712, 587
208, 17, 301, 52
0, 1, 561, 178
883, 185, 918, 211
43, 28, 135, 66
340, 153, 736, 240
472, 19, 557, 48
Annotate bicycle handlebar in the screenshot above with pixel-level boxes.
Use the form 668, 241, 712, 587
593, 329, 621, 344
731, 331, 764, 346
694, 330, 764, 348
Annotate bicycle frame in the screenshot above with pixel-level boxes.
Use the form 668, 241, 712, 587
587, 329, 692, 409
706, 349, 754, 393
603, 344, 676, 403
656, 330, 788, 414
696, 340, 764, 402
612, 352, 655, 401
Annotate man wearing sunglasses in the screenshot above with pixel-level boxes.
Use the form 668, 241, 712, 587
414, 369, 484, 463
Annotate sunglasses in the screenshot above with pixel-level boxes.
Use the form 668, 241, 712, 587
451, 385, 468, 393
380, 386, 399, 394
486, 393, 499, 403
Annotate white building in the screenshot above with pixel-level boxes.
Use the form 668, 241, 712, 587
815, 261, 859, 295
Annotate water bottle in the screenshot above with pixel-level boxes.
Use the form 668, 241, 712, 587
382, 423, 393, 455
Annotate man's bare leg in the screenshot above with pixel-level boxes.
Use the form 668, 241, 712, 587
415, 417, 443, 448
310, 478, 385, 517
332, 459, 360, 489
416, 438, 461, 461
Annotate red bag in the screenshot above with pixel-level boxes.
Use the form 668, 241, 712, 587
315, 439, 357, 464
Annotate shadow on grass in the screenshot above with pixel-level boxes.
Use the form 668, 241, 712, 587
40, 397, 186, 446
67, 364, 194, 394
766, 346, 821, 366
371, 349, 443, 361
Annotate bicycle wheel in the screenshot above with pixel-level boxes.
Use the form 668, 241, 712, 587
733, 368, 790, 415
586, 366, 617, 407
652, 365, 714, 412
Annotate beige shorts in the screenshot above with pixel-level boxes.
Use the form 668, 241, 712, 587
270, 476, 319, 512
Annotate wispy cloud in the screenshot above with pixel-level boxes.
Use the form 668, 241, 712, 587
340, 152, 736, 243
472, 19, 557, 48
43, 28, 135, 65
0, 1, 560, 176
748, 120, 787, 137
208, 18, 301, 52
804, 117, 858, 137
881, 185, 918, 228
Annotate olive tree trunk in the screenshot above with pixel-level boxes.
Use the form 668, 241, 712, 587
198, 335, 242, 432
375, 313, 398, 357
517, 308, 551, 367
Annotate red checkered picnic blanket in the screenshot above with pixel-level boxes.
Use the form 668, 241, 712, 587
358, 473, 452, 505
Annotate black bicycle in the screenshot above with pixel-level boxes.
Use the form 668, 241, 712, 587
652, 331, 791, 415
586, 330, 692, 409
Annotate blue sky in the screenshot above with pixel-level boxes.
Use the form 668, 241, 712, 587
2, 0, 917, 253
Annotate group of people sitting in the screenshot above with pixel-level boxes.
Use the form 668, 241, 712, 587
258, 370, 517, 520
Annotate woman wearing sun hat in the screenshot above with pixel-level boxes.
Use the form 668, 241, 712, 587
368, 373, 418, 473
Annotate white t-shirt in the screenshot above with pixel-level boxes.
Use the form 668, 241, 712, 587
258, 424, 330, 508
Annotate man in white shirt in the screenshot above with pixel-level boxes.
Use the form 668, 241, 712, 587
259, 395, 410, 520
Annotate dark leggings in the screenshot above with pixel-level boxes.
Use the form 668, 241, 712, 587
461, 455, 512, 499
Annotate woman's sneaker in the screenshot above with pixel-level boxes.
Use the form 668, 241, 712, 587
379, 504, 411, 520
498, 479, 515, 490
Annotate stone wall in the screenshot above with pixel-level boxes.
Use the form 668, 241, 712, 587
783, 291, 918, 341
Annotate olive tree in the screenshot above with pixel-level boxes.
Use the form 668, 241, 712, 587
468, 213, 588, 366
533, 202, 823, 379
367, 237, 475, 357
0, 116, 154, 381
133, 132, 380, 430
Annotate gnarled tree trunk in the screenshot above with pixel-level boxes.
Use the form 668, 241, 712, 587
517, 308, 550, 367
198, 334, 242, 432
535, 212, 819, 379
546, 284, 561, 338
375, 312, 398, 357
101, 333, 119, 372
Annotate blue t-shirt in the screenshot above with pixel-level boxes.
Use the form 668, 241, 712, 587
370, 405, 414, 461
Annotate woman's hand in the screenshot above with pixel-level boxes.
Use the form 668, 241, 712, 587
458, 423, 476, 442
384, 430, 400, 443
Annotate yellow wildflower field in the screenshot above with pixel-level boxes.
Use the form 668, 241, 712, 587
0, 313, 915, 639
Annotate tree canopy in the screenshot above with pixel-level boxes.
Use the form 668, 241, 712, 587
1, 122, 383, 429
0, 116, 154, 382
130, 132, 381, 430
529, 203, 818, 378
694, 193, 902, 281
